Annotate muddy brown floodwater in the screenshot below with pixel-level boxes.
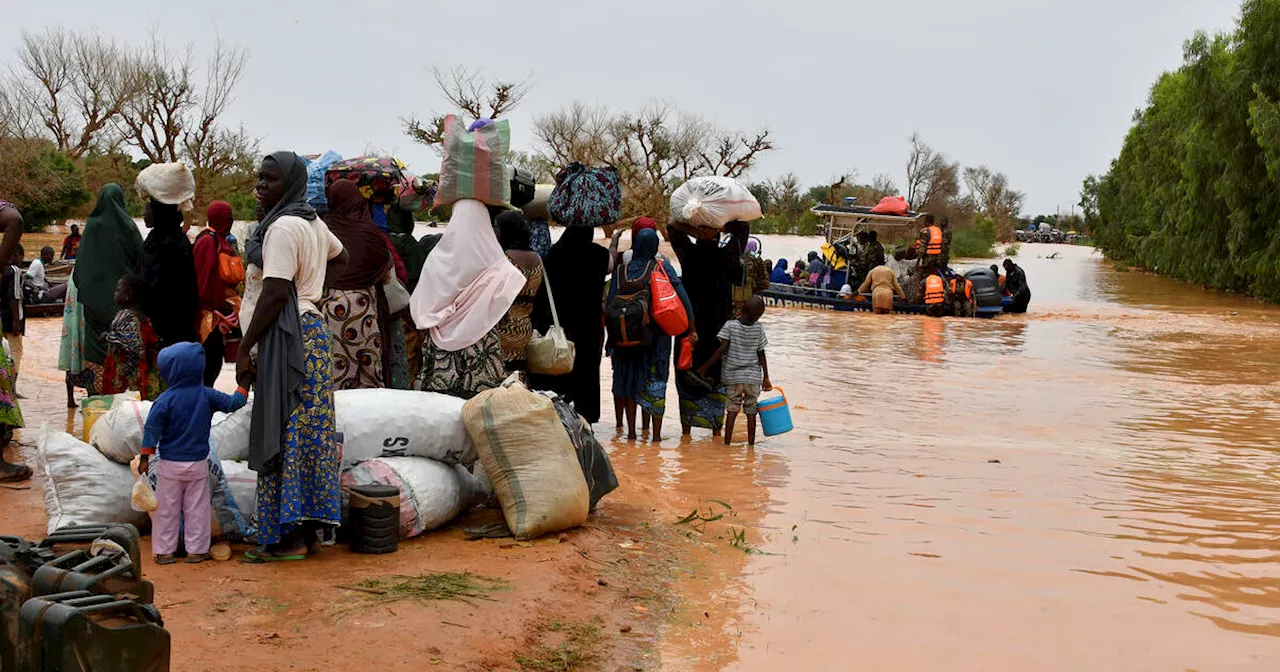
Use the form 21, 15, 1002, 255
603, 243, 1280, 670
5, 240, 1280, 670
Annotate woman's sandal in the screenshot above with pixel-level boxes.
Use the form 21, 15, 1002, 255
240, 546, 306, 564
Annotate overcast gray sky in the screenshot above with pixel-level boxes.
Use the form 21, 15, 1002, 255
5, 0, 1243, 215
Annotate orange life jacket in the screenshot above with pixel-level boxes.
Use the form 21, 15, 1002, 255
924, 226, 943, 255
925, 274, 946, 305
950, 277, 973, 301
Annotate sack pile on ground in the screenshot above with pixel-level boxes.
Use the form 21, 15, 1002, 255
43, 385, 614, 545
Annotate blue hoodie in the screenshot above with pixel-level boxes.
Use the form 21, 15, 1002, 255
142, 342, 248, 463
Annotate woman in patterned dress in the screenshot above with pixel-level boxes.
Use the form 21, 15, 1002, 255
411, 201, 525, 399
492, 211, 543, 373
318, 180, 396, 390
238, 151, 348, 562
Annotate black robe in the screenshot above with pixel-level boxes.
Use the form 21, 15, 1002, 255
529, 233, 611, 424
141, 222, 199, 348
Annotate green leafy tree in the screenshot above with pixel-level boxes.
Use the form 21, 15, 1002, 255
0, 139, 90, 230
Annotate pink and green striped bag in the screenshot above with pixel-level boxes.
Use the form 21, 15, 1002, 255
433, 115, 512, 208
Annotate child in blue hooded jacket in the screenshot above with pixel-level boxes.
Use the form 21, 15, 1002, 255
139, 342, 248, 564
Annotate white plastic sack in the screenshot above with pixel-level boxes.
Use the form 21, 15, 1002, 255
221, 460, 257, 521
206, 390, 475, 468
210, 397, 253, 462
336, 389, 476, 467
37, 425, 146, 535
89, 400, 152, 464
341, 457, 480, 539
669, 176, 762, 229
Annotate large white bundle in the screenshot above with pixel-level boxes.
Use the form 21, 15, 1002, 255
669, 176, 762, 229
340, 457, 480, 538
210, 397, 253, 461
37, 425, 146, 534
336, 389, 476, 467
88, 400, 152, 464
207, 390, 475, 468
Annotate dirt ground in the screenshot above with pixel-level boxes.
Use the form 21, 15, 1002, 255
1, 318, 711, 672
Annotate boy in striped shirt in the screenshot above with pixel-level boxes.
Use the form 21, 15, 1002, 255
698, 296, 772, 446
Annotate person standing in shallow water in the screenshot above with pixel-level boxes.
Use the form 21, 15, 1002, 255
238, 151, 348, 562
669, 222, 741, 436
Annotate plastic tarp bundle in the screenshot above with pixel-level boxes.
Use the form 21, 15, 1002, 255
306, 151, 343, 211
37, 425, 147, 534
669, 176, 762, 229
221, 460, 257, 523
542, 393, 617, 510
463, 378, 589, 540
120, 389, 476, 469
89, 400, 152, 464
340, 458, 482, 539
869, 195, 909, 216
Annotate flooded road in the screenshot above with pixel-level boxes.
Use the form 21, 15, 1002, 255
604, 243, 1280, 670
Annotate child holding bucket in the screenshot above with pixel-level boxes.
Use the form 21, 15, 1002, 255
138, 342, 249, 564
698, 296, 771, 446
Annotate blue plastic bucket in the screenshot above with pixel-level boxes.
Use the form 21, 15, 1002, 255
757, 387, 793, 436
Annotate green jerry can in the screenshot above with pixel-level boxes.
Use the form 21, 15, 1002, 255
1, 536, 39, 672
17, 591, 169, 672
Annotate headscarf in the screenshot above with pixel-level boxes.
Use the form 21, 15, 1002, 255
245, 151, 316, 268
747, 239, 760, 255
494, 210, 532, 251
194, 200, 235, 309
631, 217, 657, 238
626, 228, 660, 277
135, 162, 196, 212
387, 206, 428, 288
323, 180, 393, 290
770, 259, 791, 284
409, 199, 525, 351
73, 183, 145, 364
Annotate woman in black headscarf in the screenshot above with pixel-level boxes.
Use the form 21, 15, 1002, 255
529, 226, 613, 424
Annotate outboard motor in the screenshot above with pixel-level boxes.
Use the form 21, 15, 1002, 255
964, 268, 1004, 309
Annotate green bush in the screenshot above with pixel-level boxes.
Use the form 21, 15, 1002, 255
950, 218, 998, 258
0, 144, 91, 231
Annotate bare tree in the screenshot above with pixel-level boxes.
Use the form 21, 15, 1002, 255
403, 66, 531, 151
964, 165, 1025, 239
904, 132, 959, 212
870, 173, 898, 201
533, 101, 773, 222
5, 29, 141, 159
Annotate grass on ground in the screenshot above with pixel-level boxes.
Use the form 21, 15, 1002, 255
515, 619, 605, 671
348, 571, 508, 607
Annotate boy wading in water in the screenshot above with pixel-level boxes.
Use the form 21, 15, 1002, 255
698, 296, 771, 446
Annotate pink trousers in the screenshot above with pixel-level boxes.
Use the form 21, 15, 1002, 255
149, 459, 211, 556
